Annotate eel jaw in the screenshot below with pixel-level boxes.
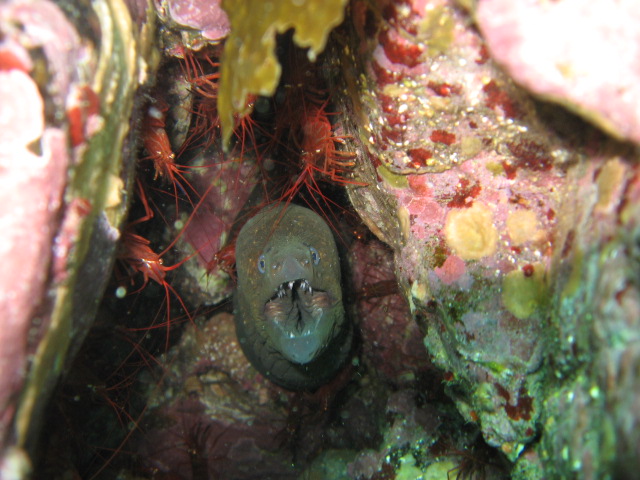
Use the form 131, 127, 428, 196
263, 278, 337, 364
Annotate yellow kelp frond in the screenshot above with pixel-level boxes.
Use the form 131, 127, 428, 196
219, 0, 348, 148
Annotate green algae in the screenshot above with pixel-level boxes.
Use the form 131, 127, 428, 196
302, 449, 358, 480
476, 360, 508, 375
218, 0, 349, 147
459, 135, 484, 159
378, 164, 409, 189
395, 453, 424, 479
417, 5, 455, 56
501, 265, 548, 320
561, 249, 584, 298
423, 459, 457, 479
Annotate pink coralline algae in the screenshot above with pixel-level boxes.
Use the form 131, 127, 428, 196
176, 151, 259, 305
477, 0, 640, 144
183, 157, 257, 267
0, 0, 84, 112
0, 0, 150, 474
352, 0, 536, 176
343, 0, 595, 470
0, 29, 66, 458
0, 69, 43, 147
164, 0, 230, 42
433, 254, 467, 286
157, 0, 230, 46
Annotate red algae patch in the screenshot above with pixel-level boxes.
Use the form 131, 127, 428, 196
430, 129, 456, 146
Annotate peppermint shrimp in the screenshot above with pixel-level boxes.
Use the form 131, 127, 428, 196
140, 97, 200, 208
117, 180, 196, 350
298, 100, 359, 185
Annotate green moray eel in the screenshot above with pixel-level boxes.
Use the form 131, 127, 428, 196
234, 203, 351, 391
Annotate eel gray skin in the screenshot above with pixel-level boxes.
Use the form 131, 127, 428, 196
234, 203, 352, 391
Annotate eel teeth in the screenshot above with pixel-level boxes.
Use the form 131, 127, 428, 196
273, 279, 314, 301
300, 279, 313, 294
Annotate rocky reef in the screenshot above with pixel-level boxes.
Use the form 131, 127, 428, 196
1, 0, 639, 479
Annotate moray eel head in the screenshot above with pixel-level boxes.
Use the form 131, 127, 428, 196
262, 246, 338, 364
234, 204, 351, 390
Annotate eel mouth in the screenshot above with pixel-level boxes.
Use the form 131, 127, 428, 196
263, 278, 336, 364
264, 279, 333, 329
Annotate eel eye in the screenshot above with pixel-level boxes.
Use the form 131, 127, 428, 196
310, 246, 320, 265
257, 255, 266, 274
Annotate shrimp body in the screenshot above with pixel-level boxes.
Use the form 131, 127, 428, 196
141, 103, 178, 181
140, 99, 202, 208
206, 243, 236, 280
119, 231, 166, 286
299, 102, 358, 185
117, 181, 194, 349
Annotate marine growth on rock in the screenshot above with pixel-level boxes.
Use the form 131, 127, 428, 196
2, 1, 639, 479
